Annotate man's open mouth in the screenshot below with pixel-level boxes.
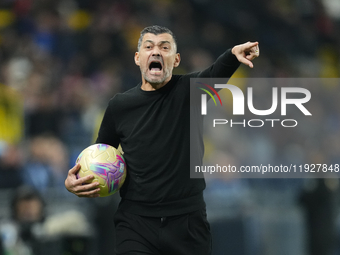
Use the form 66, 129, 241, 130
149, 61, 163, 75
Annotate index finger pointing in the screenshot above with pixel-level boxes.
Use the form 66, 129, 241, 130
247, 41, 259, 48
248, 42, 260, 57
244, 42, 259, 52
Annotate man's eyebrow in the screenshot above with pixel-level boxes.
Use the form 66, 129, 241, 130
143, 40, 171, 45
144, 40, 154, 44
159, 41, 171, 45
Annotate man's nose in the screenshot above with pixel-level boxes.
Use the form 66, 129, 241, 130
151, 48, 161, 56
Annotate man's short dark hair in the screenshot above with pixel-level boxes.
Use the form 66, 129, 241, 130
137, 25, 177, 52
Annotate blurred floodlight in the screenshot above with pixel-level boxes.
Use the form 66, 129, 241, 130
323, 0, 340, 19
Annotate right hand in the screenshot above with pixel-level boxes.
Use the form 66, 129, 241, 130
65, 163, 100, 198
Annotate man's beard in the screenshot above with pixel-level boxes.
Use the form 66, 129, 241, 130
142, 68, 171, 85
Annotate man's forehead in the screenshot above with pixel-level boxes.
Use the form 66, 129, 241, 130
142, 33, 174, 43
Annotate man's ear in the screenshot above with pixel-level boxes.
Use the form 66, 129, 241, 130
134, 52, 140, 66
174, 53, 181, 68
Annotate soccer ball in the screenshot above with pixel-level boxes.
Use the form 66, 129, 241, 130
76, 144, 126, 197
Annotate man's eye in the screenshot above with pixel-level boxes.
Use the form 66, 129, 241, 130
163, 47, 169, 50
146, 46, 152, 49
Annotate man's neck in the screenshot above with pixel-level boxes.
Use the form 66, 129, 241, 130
141, 76, 172, 91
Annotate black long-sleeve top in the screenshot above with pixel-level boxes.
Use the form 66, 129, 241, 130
96, 49, 240, 216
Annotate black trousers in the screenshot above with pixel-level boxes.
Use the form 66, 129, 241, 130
113, 208, 212, 255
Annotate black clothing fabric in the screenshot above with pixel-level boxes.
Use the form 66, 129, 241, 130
96, 49, 240, 217
114, 208, 212, 255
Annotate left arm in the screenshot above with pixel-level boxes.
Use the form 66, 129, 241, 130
198, 41, 260, 78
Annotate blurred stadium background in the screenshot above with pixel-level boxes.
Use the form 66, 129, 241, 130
0, 0, 340, 254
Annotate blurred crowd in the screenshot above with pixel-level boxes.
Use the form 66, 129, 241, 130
0, 0, 339, 254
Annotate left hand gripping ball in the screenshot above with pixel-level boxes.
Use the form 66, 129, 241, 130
76, 144, 126, 197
